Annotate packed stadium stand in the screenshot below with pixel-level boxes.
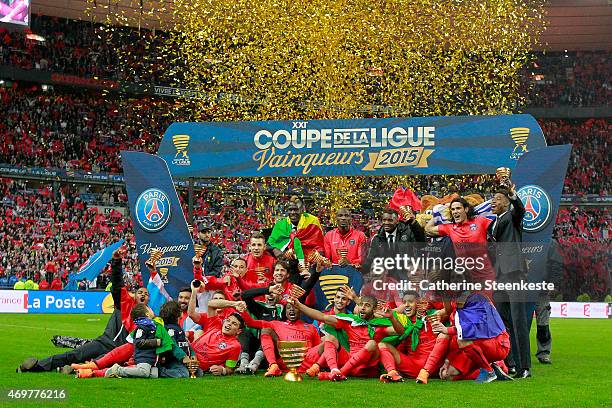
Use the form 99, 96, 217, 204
0, 15, 609, 300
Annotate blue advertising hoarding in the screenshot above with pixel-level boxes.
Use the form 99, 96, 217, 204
25, 290, 113, 314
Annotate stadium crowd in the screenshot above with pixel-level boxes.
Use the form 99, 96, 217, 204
524, 51, 611, 107
2, 16, 610, 108
1, 84, 611, 196
1, 177, 609, 302
0, 178, 140, 290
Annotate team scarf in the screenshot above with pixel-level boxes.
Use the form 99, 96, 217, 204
267, 213, 324, 261
387, 311, 425, 351
327, 313, 392, 351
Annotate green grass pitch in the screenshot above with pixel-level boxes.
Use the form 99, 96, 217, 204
1, 314, 611, 408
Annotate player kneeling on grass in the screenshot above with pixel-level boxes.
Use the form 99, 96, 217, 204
292, 293, 394, 381
432, 293, 513, 384
377, 291, 447, 384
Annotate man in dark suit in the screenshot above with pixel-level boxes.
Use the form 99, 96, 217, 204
364, 208, 425, 281
488, 183, 532, 378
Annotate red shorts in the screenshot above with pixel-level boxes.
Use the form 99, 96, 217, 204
448, 331, 510, 375
393, 350, 428, 378
337, 348, 379, 377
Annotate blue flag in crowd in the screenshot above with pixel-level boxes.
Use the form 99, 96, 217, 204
64, 239, 125, 291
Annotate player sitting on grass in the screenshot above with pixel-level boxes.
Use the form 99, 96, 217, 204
240, 301, 322, 377
102, 303, 189, 379
75, 301, 192, 379
305, 285, 352, 377
18, 248, 151, 374
432, 293, 513, 384
292, 292, 393, 381
377, 291, 443, 383
186, 278, 246, 375
234, 283, 285, 374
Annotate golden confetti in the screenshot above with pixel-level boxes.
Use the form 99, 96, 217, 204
85, 0, 544, 216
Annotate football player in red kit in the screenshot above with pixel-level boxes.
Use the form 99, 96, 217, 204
378, 291, 443, 383
240, 302, 321, 377
293, 294, 393, 381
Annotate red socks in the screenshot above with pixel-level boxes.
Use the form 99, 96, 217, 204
95, 343, 134, 369
340, 347, 372, 376
322, 341, 338, 371
463, 343, 492, 371
379, 347, 397, 373
424, 336, 450, 373
260, 333, 278, 365
93, 368, 107, 377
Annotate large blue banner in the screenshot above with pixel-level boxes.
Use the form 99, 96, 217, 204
513, 145, 572, 243
512, 145, 572, 287
26, 291, 113, 314
158, 115, 546, 177
122, 151, 195, 298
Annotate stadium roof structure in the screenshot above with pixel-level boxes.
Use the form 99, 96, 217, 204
30, 0, 612, 51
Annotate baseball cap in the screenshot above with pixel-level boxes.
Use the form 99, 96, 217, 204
194, 219, 212, 232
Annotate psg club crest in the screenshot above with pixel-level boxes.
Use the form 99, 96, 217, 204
517, 184, 552, 232
135, 188, 172, 232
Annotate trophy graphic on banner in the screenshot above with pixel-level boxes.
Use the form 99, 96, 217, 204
145, 249, 163, 269
278, 341, 308, 381
186, 356, 199, 378
496, 167, 512, 189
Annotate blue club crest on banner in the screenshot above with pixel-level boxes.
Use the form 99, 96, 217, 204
517, 184, 552, 233
135, 188, 172, 232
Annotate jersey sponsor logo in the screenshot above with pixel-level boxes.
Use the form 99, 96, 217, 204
517, 184, 552, 233
135, 188, 172, 232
